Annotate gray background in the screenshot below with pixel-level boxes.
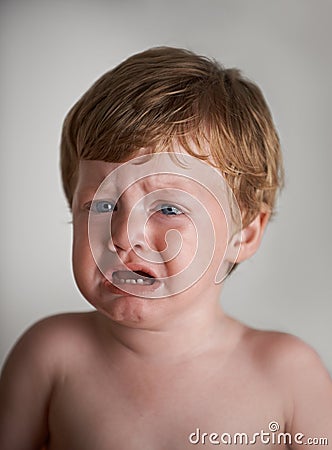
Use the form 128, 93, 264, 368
1, 0, 331, 373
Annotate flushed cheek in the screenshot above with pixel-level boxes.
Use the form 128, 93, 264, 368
153, 230, 200, 296
71, 225, 155, 322
149, 217, 196, 261
169, 232, 197, 271
72, 225, 99, 294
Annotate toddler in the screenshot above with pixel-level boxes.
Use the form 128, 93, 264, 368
1, 46, 331, 449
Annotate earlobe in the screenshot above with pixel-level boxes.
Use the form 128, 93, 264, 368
235, 211, 270, 263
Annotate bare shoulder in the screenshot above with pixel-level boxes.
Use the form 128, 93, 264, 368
1, 311, 98, 378
23, 310, 98, 343
242, 327, 332, 418
242, 327, 331, 379
239, 327, 332, 430
0, 312, 98, 449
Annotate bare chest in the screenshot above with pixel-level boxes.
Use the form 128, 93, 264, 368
47, 362, 286, 450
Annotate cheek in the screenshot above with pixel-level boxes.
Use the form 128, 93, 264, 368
215, 214, 229, 251
184, 207, 229, 284
72, 218, 97, 286
146, 217, 197, 268
209, 210, 233, 283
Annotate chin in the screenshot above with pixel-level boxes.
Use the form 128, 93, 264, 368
89, 287, 170, 327
99, 295, 149, 324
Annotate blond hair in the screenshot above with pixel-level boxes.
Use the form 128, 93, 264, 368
60, 46, 283, 227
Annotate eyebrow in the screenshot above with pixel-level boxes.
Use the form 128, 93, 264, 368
139, 174, 194, 190
77, 171, 199, 200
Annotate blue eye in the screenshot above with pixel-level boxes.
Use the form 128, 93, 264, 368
158, 204, 183, 216
89, 200, 115, 213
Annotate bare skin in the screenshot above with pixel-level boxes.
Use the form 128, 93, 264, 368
0, 310, 331, 449
1, 158, 331, 448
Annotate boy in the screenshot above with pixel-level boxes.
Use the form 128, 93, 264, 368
0, 47, 331, 449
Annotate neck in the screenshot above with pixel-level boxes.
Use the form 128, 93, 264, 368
95, 290, 235, 364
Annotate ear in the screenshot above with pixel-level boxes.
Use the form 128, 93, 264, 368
235, 211, 270, 263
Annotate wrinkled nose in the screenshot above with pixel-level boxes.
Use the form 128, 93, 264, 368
108, 204, 147, 256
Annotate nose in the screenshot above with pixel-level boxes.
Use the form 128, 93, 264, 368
108, 203, 147, 256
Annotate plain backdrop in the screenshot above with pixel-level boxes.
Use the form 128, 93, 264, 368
1, 0, 331, 373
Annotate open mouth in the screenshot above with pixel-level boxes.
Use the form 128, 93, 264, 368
112, 270, 156, 286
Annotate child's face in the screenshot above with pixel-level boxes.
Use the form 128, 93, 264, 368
72, 150, 241, 326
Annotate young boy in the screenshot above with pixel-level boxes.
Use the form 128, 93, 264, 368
0, 47, 331, 449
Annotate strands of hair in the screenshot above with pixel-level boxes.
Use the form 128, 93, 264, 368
60, 46, 284, 227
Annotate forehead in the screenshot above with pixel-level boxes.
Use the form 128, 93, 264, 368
77, 160, 192, 187
76, 153, 216, 193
